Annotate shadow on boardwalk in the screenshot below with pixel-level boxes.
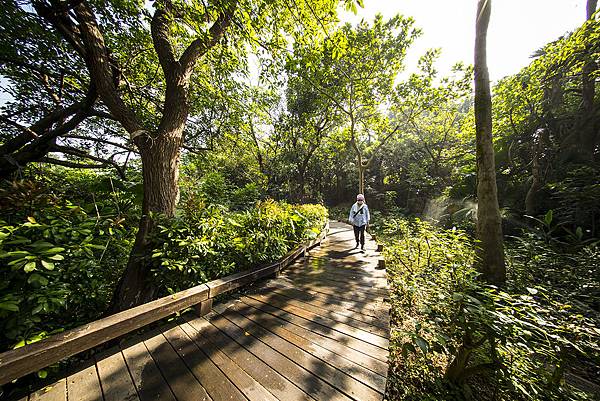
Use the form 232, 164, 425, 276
20, 221, 389, 401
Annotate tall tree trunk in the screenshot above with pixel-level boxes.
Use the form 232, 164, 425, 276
474, 0, 506, 285
581, 0, 598, 161
357, 163, 368, 195
525, 131, 542, 216
111, 133, 183, 310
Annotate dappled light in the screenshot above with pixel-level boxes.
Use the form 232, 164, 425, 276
1, 0, 600, 400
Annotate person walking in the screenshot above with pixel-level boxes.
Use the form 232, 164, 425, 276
348, 194, 370, 251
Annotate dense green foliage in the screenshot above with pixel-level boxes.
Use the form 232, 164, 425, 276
0, 175, 138, 351
1, 0, 600, 399
0, 170, 327, 354
374, 214, 600, 400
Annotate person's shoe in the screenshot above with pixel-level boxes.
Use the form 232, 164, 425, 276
354, 243, 359, 249
361, 246, 365, 251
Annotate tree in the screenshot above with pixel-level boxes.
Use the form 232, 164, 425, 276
22, 0, 350, 311
381, 55, 474, 212
0, 1, 131, 179
474, 0, 505, 285
287, 14, 420, 195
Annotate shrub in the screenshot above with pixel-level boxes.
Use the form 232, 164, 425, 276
0, 181, 134, 352
375, 214, 600, 400
150, 200, 328, 294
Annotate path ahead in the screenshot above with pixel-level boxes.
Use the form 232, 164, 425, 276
21, 222, 389, 401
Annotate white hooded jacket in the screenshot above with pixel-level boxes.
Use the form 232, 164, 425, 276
348, 202, 370, 227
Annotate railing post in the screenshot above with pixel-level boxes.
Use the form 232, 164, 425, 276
194, 298, 213, 317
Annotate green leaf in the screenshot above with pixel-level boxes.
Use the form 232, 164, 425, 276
415, 337, 429, 354
48, 254, 64, 261
30, 241, 55, 249
544, 210, 553, 226
28, 273, 49, 286
42, 247, 65, 255
0, 302, 19, 312
24, 261, 37, 272
41, 260, 55, 270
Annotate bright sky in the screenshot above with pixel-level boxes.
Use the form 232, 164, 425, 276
340, 0, 586, 82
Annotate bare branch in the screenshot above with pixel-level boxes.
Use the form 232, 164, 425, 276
41, 157, 125, 179
0, 116, 39, 139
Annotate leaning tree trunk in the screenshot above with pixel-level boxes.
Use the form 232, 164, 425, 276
474, 0, 506, 285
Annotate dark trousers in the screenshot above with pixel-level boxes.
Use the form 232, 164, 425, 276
353, 225, 366, 247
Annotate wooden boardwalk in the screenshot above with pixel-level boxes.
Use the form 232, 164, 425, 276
20, 222, 389, 401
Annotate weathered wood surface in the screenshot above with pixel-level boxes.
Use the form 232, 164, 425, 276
17, 221, 389, 401
0, 284, 210, 386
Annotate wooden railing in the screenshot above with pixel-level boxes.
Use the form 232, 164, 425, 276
0, 222, 329, 386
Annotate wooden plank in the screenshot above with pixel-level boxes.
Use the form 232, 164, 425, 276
206, 262, 280, 298
220, 308, 383, 401
259, 286, 389, 328
179, 322, 279, 401
266, 281, 388, 319
162, 325, 245, 401
0, 284, 210, 386
184, 315, 310, 401
287, 265, 388, 287
286, 257, 387, 279
95, 348, 139, 401
207, 313, 355, 401
240, 296, 389, 363
232, 299, 388, 377
227, 301, 387, 391
279, 278, 388, 307
285, 275, 389, 299
249, 290, 389, 338
143, 332, 211, 401
121, 339, 176, 401
66, 361, 103, 401
246, 293, 389, 349
28, 378, 66, 401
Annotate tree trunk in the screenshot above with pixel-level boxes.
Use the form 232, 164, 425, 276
110, 132, 183, 311
525, 131, 542, 215
581, 0, 598, 161
358, 165, 366, 195
474, 0, 506, 285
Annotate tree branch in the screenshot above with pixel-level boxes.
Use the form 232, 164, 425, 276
70, 1, 145, 136
179, 3, 237, 76
50, 144, 126, 178
41, 157, 125, 179
150, 4, 178, 75
63, 135, 136, 152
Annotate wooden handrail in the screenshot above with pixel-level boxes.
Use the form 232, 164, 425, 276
0, 221, 329, 386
